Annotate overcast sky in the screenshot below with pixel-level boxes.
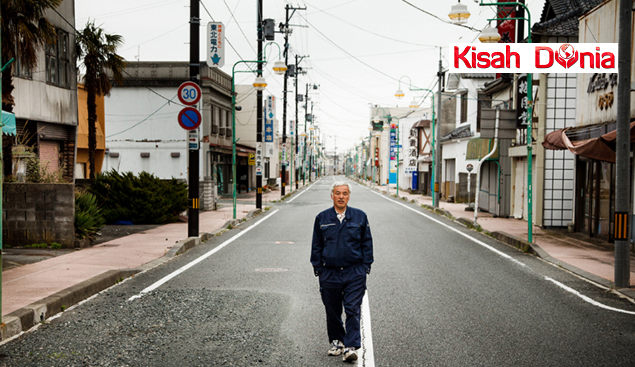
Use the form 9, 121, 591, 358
76, 0, 546, 152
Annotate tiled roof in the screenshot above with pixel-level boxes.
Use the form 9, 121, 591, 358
441, 124, 473, 142
532, 0, 605, 36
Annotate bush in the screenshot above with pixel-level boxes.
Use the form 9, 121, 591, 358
88, 170, 188, 224
75, 190, 106, 239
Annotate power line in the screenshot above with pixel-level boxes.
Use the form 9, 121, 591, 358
401, 0, 481, 32
106, 95, 179, 138
297, 12, 399, 84
304, 0, 441, 47
219, 0, 256, 54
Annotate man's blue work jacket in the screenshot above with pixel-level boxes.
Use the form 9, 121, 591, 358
311, 206, 373, 274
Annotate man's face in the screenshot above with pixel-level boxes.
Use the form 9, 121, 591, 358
331, 185, 350, 212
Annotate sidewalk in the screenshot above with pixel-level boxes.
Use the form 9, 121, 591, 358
364, 180, 635, 297
1, 181, 309, 339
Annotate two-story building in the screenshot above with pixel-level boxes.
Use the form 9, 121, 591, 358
105, 61, 242, 210
8, 0, 78, 181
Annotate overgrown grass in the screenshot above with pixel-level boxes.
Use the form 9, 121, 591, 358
24, 243, 48, 249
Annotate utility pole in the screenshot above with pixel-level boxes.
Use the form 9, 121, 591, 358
434, 47, 443, 208
304, 83, 309, 185
614, 0, 632, 288
256, 0, 263, 209
280, 4, 305, 196
188, 0, 200, 237
295, 54, 300, 189
310, 100, 314, 181
293, 54, 307, 188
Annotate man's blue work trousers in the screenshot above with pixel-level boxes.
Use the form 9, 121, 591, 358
319, 264, 367, 349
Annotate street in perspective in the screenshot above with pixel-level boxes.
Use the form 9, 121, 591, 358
1, 177, 635, 366
2, 0, 635, 366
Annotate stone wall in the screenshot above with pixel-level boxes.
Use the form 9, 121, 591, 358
2, 183, 75, 247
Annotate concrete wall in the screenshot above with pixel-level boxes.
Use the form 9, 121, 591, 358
2, 183, 75, 248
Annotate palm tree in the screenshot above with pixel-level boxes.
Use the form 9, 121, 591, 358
75, 20, 126, 180
1, 0, 62, 176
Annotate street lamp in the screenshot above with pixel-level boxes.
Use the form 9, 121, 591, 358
476, 1, 533, 243
231, 45, 285, 219
449, 0, 471, 25
479, 23, 502, 43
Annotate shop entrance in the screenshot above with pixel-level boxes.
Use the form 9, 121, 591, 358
575, 158, 614, 241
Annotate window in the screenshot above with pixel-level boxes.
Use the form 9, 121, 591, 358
221, 109, 227, 128
13, 42, 32, 79
213, 107, 220, 127
460, 92, 468, 123
45, 29, 70, 88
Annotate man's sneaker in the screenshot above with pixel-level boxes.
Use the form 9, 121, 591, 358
327, 340, 345, 356
342, 348, 358, 362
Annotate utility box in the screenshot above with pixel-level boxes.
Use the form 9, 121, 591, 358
263, 19, 275, 40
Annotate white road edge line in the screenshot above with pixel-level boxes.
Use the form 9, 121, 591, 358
364, 185, 526, 267
545, 277, 635, 315
128, 209, 280, 301
360, 290, 375, 367
363, 184, 635, 315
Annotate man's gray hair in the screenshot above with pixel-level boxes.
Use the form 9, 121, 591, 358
331, 181, 351, 194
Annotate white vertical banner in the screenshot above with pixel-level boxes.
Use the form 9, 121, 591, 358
207, 22, 225, 67
256, 142, 263, 176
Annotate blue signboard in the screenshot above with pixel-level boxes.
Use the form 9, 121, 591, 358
389, 126, 397, 184
264, 96, 274, 145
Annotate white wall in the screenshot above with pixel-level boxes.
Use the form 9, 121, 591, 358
105, 86, 193, 179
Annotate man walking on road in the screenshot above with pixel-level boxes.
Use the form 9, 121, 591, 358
311, 181, 374, 363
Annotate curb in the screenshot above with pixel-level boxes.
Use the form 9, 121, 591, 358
1, 209, 266, 341
2, 269, 138, 340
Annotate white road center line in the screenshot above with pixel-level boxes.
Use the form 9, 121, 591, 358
128, 209, 280, 301
363, 184, 635, 315
360, 290, 375, 367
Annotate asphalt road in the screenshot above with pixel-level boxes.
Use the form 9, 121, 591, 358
1, 176, 634, 366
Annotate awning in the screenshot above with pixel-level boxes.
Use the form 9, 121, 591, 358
543, 120, 635, 163
2, 111, 16, 136
466, 138, 498, 160
412, 119, 431, 129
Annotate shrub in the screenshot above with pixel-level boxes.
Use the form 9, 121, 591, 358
89, 170, 188, 224
75, 190, 106, 239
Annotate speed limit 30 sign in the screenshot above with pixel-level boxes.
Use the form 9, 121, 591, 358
178, 81, 202, 106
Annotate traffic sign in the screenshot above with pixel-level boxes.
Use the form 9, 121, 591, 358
467, 163, 474, 172
178, 107, 202, 130
248, 153, 255, 165
188, 129, 199, 150
177, 81, 202, 106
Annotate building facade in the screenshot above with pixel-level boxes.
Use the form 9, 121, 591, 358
9, 0, 78, 181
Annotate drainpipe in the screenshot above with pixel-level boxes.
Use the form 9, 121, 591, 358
474, 107, 499, 225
